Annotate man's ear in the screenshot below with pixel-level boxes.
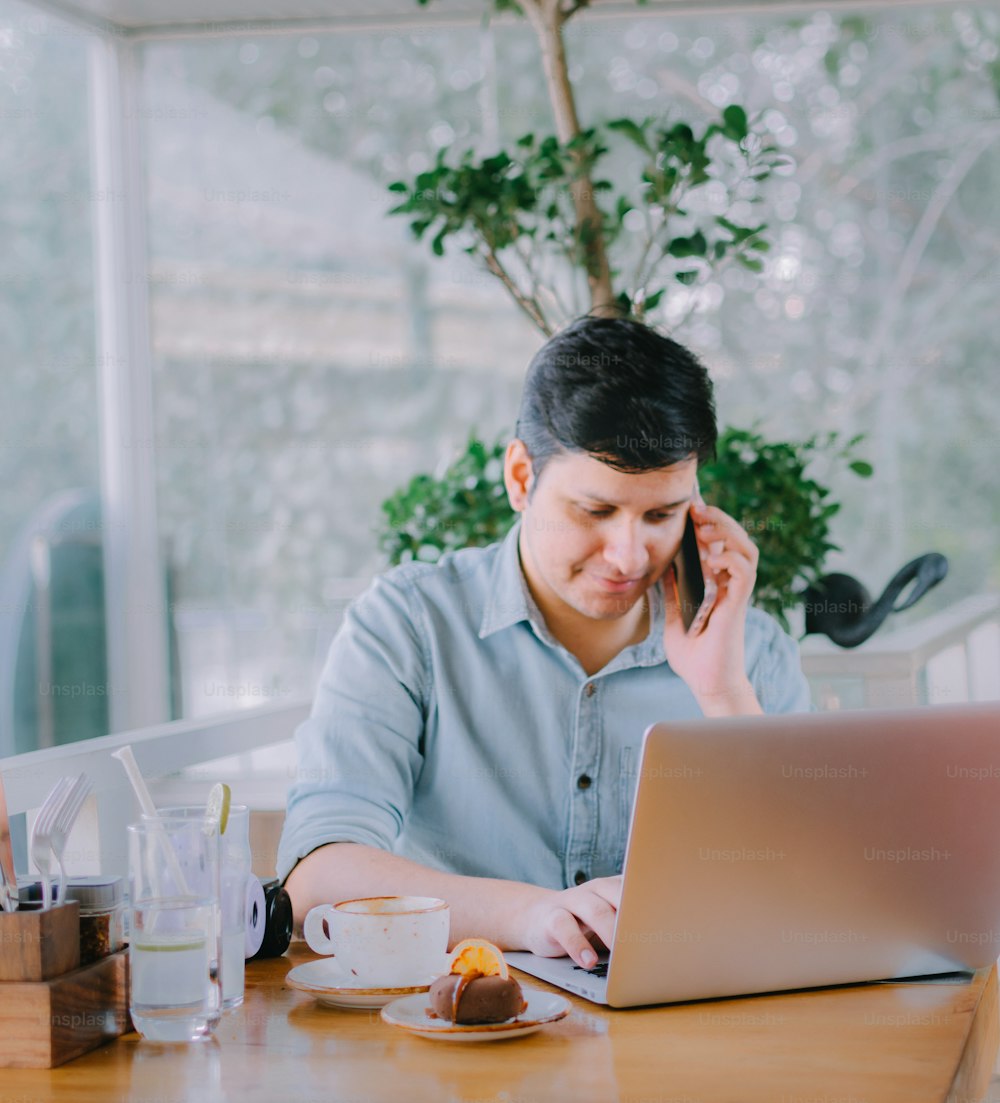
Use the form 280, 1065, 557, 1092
503, 439, 534, 513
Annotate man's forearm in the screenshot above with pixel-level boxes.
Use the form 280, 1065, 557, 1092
284, 842, 552, 950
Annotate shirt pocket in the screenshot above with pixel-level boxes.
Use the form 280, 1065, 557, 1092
616, 744, 638, 872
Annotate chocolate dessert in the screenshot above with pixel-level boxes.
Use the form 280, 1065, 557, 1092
429, 971, 527, 1025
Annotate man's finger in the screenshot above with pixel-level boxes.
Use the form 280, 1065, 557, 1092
546, 908, 600, 968
705, 548, 756, 599
586, 875, 624, 910
693, 506, 757, 550
564, 892, 618, 954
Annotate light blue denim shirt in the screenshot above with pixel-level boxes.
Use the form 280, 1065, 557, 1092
277, 520, 812, 888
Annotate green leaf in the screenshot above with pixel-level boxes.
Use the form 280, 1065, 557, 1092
607, 117, 652, 153
675, 270, 698, 285
643, 288, 665, 310
722, 105, 749, 140
668, 232, 707, 259
848, 460, 874, 478
387, 181, 408, 193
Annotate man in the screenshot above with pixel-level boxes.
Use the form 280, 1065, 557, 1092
278, 316, 810, 969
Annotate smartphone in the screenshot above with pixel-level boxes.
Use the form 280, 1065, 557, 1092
673, 482, 718, 636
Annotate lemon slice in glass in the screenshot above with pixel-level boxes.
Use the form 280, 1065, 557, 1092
205, 782, 232, 835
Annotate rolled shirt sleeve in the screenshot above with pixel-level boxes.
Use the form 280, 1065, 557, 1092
276, 575, 428, 882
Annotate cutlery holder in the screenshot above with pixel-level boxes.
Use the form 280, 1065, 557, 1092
0, 947, 130, 1068
0, 901, 80, 981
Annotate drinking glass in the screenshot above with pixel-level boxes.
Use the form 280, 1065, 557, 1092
153, 804, 251, 1010
127, 817, 222, 1042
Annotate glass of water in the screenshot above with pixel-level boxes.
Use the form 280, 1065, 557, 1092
127, 817, 222, 1042
153, 804, 251, 1010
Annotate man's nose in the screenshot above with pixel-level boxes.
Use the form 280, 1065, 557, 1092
602, 523, 650, 578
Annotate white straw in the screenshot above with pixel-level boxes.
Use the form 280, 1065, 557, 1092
112, 744, 192, 896
111, 746, 158, 818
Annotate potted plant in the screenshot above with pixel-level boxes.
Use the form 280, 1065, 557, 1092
378, 0, 877, 633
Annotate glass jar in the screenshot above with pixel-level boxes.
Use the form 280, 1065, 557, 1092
66, 876, 126, 965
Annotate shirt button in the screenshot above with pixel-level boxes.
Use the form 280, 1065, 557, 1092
577, 774, 592, 790
585, 683, 596, 697
574, 870, 588, 886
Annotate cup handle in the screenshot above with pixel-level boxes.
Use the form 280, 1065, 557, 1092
303, 904, 338, 955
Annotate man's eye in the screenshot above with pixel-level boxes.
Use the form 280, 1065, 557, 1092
584, 508, 612, 518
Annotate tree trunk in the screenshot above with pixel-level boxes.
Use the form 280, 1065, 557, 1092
522, 1, 619, 319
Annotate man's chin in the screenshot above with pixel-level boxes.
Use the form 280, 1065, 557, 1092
575, 588, 646, 621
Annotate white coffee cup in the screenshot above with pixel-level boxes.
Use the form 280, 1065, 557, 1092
303, 895, 449, 988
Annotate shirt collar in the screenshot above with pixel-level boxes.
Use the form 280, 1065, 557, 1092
478, 518, 535, 639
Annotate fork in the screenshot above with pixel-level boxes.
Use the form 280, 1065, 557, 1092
29, 777, 74, 911
51, 774, 93, 908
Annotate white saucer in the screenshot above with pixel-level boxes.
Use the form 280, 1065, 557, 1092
380, 987, 571, 1041
286, 960, 440, 1009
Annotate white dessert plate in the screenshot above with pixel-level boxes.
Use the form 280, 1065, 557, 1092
286, 960, 440, 1009
380, 988, 571, 1041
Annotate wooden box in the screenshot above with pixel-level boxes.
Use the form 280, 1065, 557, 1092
0, 902, 80, 981
0, 948, 131, 1068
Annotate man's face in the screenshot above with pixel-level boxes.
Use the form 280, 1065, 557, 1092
506, 444, 698, 624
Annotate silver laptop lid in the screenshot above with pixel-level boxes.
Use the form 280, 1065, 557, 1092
606, 702, 1000, 1008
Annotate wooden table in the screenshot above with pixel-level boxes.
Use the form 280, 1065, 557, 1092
5, 943, 999, 1102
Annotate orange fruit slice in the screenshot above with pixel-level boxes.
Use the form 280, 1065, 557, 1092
448, 938, 509, 980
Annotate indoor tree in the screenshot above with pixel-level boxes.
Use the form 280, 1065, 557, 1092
392, 0, 788, 334
380, 0, 873, 632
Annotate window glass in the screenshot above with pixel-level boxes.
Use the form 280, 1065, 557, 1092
142, 27, 540, 717
0, 1, 102, 754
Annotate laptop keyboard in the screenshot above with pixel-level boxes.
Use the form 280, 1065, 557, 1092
573, 962, 609, 978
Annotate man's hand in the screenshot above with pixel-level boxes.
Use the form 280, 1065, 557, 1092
517, 876, 622, 968
663, 500, 763, 717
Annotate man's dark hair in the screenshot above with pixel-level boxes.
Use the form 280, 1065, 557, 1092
515, 315, 717, 487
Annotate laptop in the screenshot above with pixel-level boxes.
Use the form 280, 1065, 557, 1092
506, 701, 1000, 1007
